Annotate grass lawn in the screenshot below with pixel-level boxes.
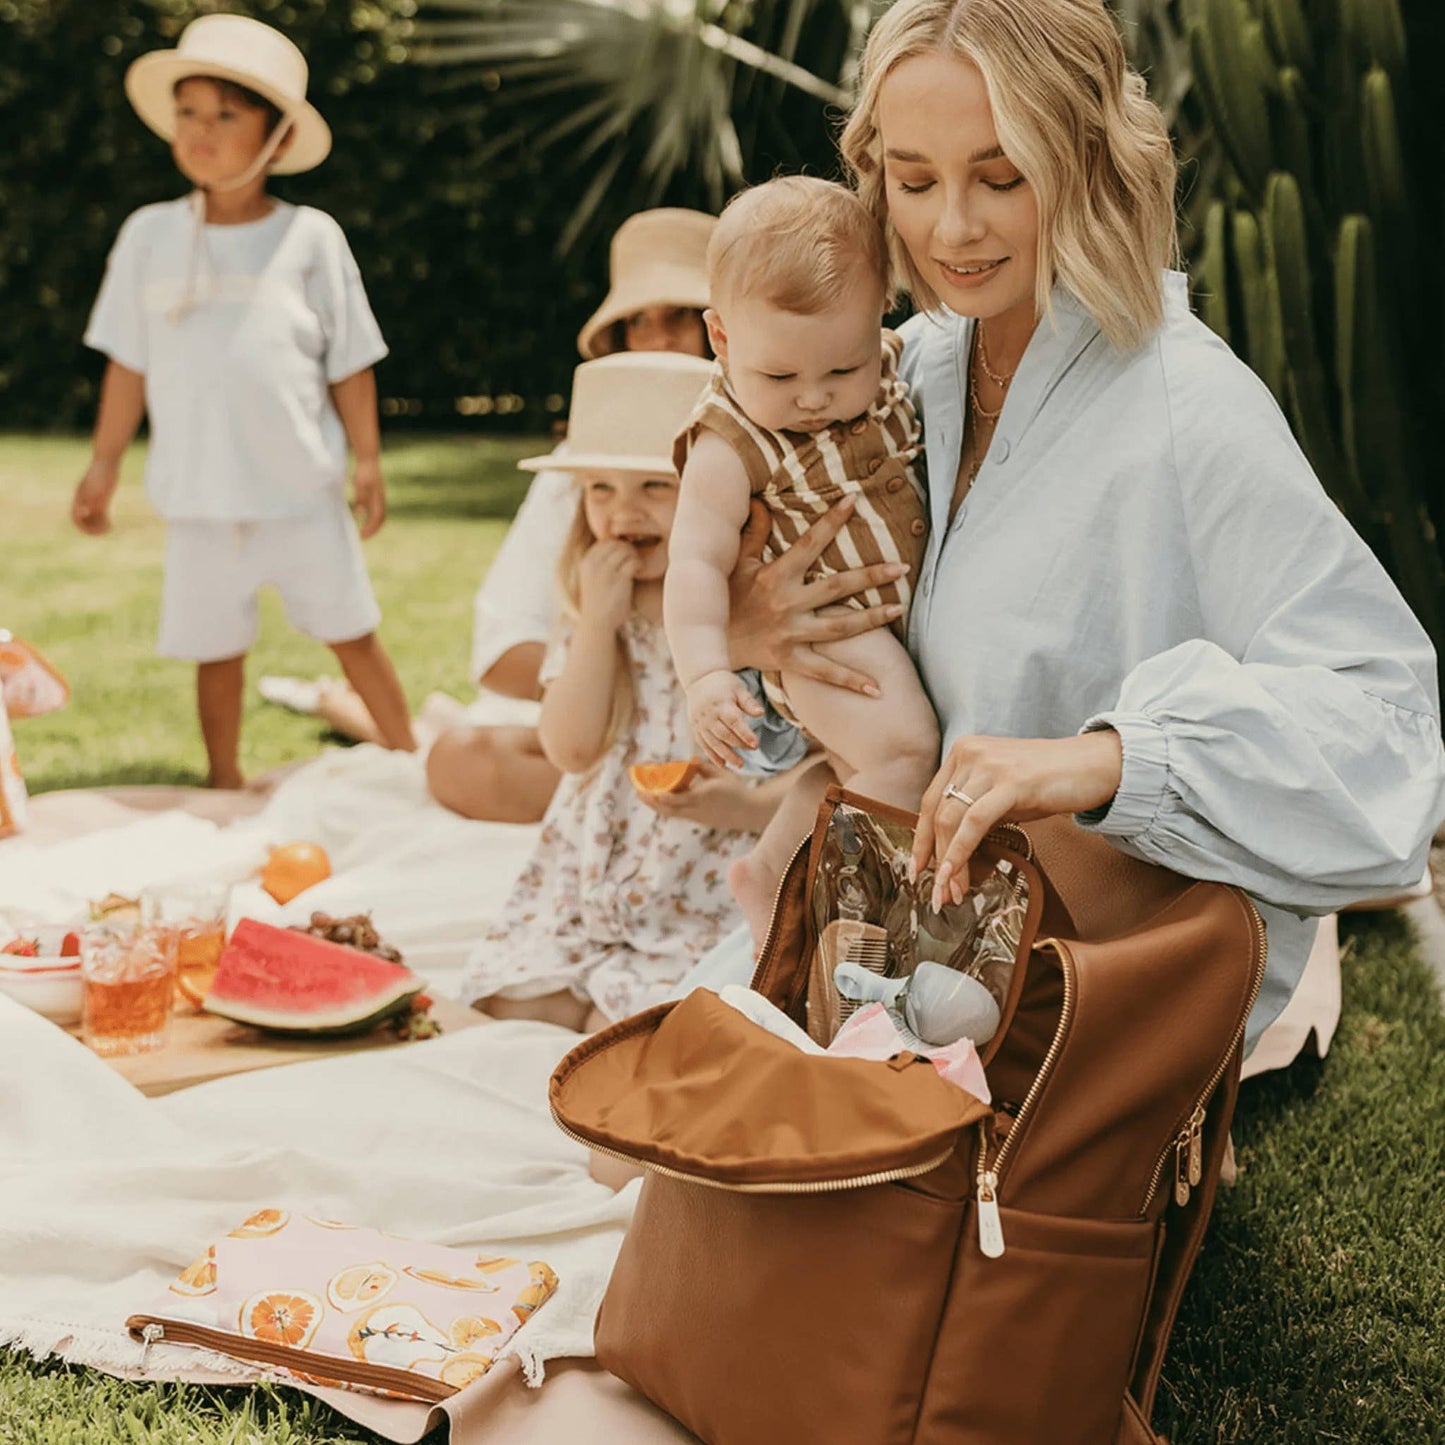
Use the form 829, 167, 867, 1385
2, 431, 540, 793
2, 435, 1443, 1441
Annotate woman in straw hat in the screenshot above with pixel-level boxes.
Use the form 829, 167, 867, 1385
71, 14, 415, 788
700, 0, 1444, 1055
422, 207, 833, 829
459, 351, 757, 1031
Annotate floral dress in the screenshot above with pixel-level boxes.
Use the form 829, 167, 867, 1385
460, 615, 755, 1023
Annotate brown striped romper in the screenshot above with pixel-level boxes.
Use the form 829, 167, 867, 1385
673, 329, 927, 724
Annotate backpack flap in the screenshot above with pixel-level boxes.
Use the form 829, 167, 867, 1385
550, 988, 989, 1191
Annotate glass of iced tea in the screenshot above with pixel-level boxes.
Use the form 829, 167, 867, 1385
80, 923, 177, 1056
141, 883, 229, 1010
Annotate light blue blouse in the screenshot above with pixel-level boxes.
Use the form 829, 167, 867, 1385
899, 270, 1445, 1046
676, 271, 1444, 1049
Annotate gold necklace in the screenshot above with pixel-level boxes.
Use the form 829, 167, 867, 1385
976, 322, 1019, 387
969, 370, 1005, 422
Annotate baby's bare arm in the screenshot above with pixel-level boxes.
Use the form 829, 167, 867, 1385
664, 432, 755, 687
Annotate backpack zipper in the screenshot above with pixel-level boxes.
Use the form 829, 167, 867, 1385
1137, 895, 1268, 1216
128, 1315, 454, 1401
971, 936, 1078, 1259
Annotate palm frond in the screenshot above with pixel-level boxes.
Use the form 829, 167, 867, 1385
409, 0, 860, 251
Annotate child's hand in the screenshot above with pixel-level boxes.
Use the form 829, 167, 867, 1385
351, 458, 387, 539
687, 669, 765, 769
71, 461, 119, 535
577, 539, 640, 633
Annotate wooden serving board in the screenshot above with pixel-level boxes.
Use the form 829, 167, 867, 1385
68, 995, 485, 1098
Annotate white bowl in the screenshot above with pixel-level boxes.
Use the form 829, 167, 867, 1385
0, 925, 86, 1025
0, 960, 84, 1025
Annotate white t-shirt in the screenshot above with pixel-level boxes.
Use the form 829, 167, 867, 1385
470, 467, 576, 683
84, 198, 388, 521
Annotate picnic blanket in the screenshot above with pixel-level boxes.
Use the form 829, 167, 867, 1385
0, 992, 695, 1441
0, 733, 1342, 1439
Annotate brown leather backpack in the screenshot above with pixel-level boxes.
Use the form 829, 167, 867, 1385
551, 787, 1265, 1444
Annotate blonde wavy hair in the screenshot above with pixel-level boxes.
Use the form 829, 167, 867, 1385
556, 487, 635, 757
840, 0, 1179, 351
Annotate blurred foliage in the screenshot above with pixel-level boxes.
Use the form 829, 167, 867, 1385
0, 0, 599, 430
409, 0, 883, 253
1159, 0, 1443, 645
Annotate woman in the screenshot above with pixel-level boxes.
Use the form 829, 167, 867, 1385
719, 0, 1444, 1048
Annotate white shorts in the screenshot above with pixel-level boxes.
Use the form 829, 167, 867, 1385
158, 501, 382, 663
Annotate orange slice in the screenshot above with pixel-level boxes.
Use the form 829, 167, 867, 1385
628, 759, 701, 795
241, 1289, 322, 1348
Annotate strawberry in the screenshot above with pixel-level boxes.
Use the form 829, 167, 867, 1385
1, 937, 40, 957
60, 931, 82, 957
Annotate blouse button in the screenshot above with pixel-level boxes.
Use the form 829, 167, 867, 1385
909, 517, 927, 537
867, 456, 883, 474
886, 475, 905, 494
995, 437, 1011, 463
851, 419, 868, 436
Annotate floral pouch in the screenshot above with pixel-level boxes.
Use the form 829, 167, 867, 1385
126, 1209, 559, 1402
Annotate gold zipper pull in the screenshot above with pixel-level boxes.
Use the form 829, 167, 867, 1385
1173, 1134, 1192, 1207
139, 1321, 163, 1372
976, 1170, 1006, 1258
1187, 1105, 1206, 1188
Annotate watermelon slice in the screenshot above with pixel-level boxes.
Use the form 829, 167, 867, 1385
205, 919, 425, 1037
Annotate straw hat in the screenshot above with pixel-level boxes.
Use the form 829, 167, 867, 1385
577, 209, 716, 360
520, 353, 712, 474
125, 15, 331, 175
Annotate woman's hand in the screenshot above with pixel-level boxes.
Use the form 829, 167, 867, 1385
686, 669, 765, 769
727, 496, 909, 696
911, 732, 1124, 910
635, 759, 784, 833
577, 539, 639, 633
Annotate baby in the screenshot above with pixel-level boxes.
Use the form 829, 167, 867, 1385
666, 176, 939, 950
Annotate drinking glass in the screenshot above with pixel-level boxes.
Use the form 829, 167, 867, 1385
141, 882, 229, 1009
80, 923, 177, 1056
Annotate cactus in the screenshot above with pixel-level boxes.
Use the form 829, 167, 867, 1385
1179, 0, 1444, 649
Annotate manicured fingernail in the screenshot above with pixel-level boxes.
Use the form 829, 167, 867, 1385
864, 684, 882, 698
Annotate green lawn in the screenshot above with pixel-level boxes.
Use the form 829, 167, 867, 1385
2, 435, 1442, 1442
2, 432, 541, 792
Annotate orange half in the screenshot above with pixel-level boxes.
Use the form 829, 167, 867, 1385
628, 759, 701, 795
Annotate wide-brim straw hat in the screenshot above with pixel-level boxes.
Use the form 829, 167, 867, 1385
520, 353, 713, 474
577, 209, 716, 360
125, 15, 331, 175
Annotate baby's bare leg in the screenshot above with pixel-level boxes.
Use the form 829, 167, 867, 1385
781, 628, 939, 812
475, 990, 591, 1031
730, 759, 835, 954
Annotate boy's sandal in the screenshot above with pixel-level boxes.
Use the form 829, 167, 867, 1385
257, 674, 324, 716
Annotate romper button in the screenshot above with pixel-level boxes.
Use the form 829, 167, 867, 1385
995, 437, 1011, 463
851, 419, 867, 435
868, 456, 883, 474
886, 476, 905, 493
909, 517, 927, 537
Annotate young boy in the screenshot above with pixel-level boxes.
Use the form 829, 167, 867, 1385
666, 177, 939, 950
72, 14, 414, 787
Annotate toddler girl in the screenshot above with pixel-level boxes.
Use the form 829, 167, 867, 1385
460, 352, 754, 1031
72, 15, 413, 787
666, 176, 939, 951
